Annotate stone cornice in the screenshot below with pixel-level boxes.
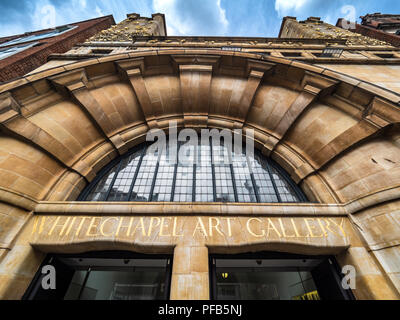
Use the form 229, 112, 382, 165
2, 185, 398, 217
0, 50, 398, 106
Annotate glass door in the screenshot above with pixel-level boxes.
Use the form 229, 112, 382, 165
23, 252, 172, 301
210, 252, 354, 300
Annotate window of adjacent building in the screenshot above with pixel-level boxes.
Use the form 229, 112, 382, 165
91, 48, 114, 55
79, 140, 308, 204
0, 42, 38, 60
0, 25, 77, 48
281, 52, 303, 57
313, 48, 343, 58
374, 53, 395, 59
221, 46, 242, 52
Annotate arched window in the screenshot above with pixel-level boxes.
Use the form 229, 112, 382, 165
79, 140, 308, 203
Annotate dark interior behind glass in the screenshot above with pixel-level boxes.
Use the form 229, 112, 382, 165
210, 252, 355, 300
23, 252, 172, 301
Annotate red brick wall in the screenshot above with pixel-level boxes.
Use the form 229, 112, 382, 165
0, 16, 115, 83
355, 24, 400, 47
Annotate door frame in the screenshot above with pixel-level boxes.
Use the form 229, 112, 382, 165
22, 251, 173, 300
209, 251, 355, 300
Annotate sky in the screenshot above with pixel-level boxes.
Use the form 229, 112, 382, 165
0, 0, 400, 38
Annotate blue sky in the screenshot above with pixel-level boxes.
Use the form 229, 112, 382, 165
0, 0, 399, 38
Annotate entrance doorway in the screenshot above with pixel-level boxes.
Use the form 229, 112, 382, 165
23, 252, 172, 300
210, 252, 354, 300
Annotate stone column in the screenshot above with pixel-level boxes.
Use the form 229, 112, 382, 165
0, 242, 45, 300
170, 245, 210, 300
336, 246, 400, 300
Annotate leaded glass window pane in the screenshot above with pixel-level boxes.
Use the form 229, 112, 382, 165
232, 152, 257, 203
251, 154, 279, 203
195, 143, 214, 202
173, 144, 195, 202
130, 149, 159, 202
153, 147, 175, 202
173, 164, 193, 202
81, 139, 307, 204
270, 166, 300, 203
213, 144, 235, 202
86, 167, 118, 201
107, 151, 142, 201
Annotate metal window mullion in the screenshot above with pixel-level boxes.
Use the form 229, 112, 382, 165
192, 163, 197, 203
249, 172, 260, 203
209, 139, 217, 202
170, 144, 179, 202
77, 267, 92, 300
265, 159, 282, 203
229, 151, 239, 202
170, 161, 179, 202
105, 160, 123, 201
269, 160, 307, 202
191, 142, 198, 203
127, 146, 147, 201
246, 155, 260, 203
149, 152, 162, 202
297, 268, 307, 293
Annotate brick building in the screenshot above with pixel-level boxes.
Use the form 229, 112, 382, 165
0, 15, 115, 82
337, 13, 400, 47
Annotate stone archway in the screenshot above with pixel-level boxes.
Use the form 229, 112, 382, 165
0, 50, 399, 299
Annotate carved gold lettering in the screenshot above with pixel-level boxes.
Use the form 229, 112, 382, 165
65, 217, 77, 236
31, 215, 348, 244
159, 218, 172, 237
266, 219, 281, 238
76, 217, 90, 237
172, 217, 183, 237
223, 218, 235, 237
322, 218, 340, 237
329, 218, 347, 237
209, 218, 224, 237
131, 217, 147, 236
247, 218, 265, 238
86, 217, 101, 237
31, 216, 47, 235
148, 217, 161, 237
100, 217, 119, 237
48, 217, 71, 236
116, 217, 134, 237
193, 217, 208, 237
278, 218, 295, 238
290, 218, 302, 237
317, 218, 328, 237
304, 218, 324, 238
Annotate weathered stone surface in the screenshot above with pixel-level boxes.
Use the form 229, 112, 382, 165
0, 51, 399, 300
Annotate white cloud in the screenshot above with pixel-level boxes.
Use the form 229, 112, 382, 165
216, 0, 229, 29
153, 0, 229, 36
274, 0, 311, 17
31, 1, 57, 30
95, 6, 104, 17
0, 23, 26, 37
30, 0, 106, 31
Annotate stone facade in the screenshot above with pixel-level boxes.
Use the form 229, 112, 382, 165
0, 13, 399, 300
